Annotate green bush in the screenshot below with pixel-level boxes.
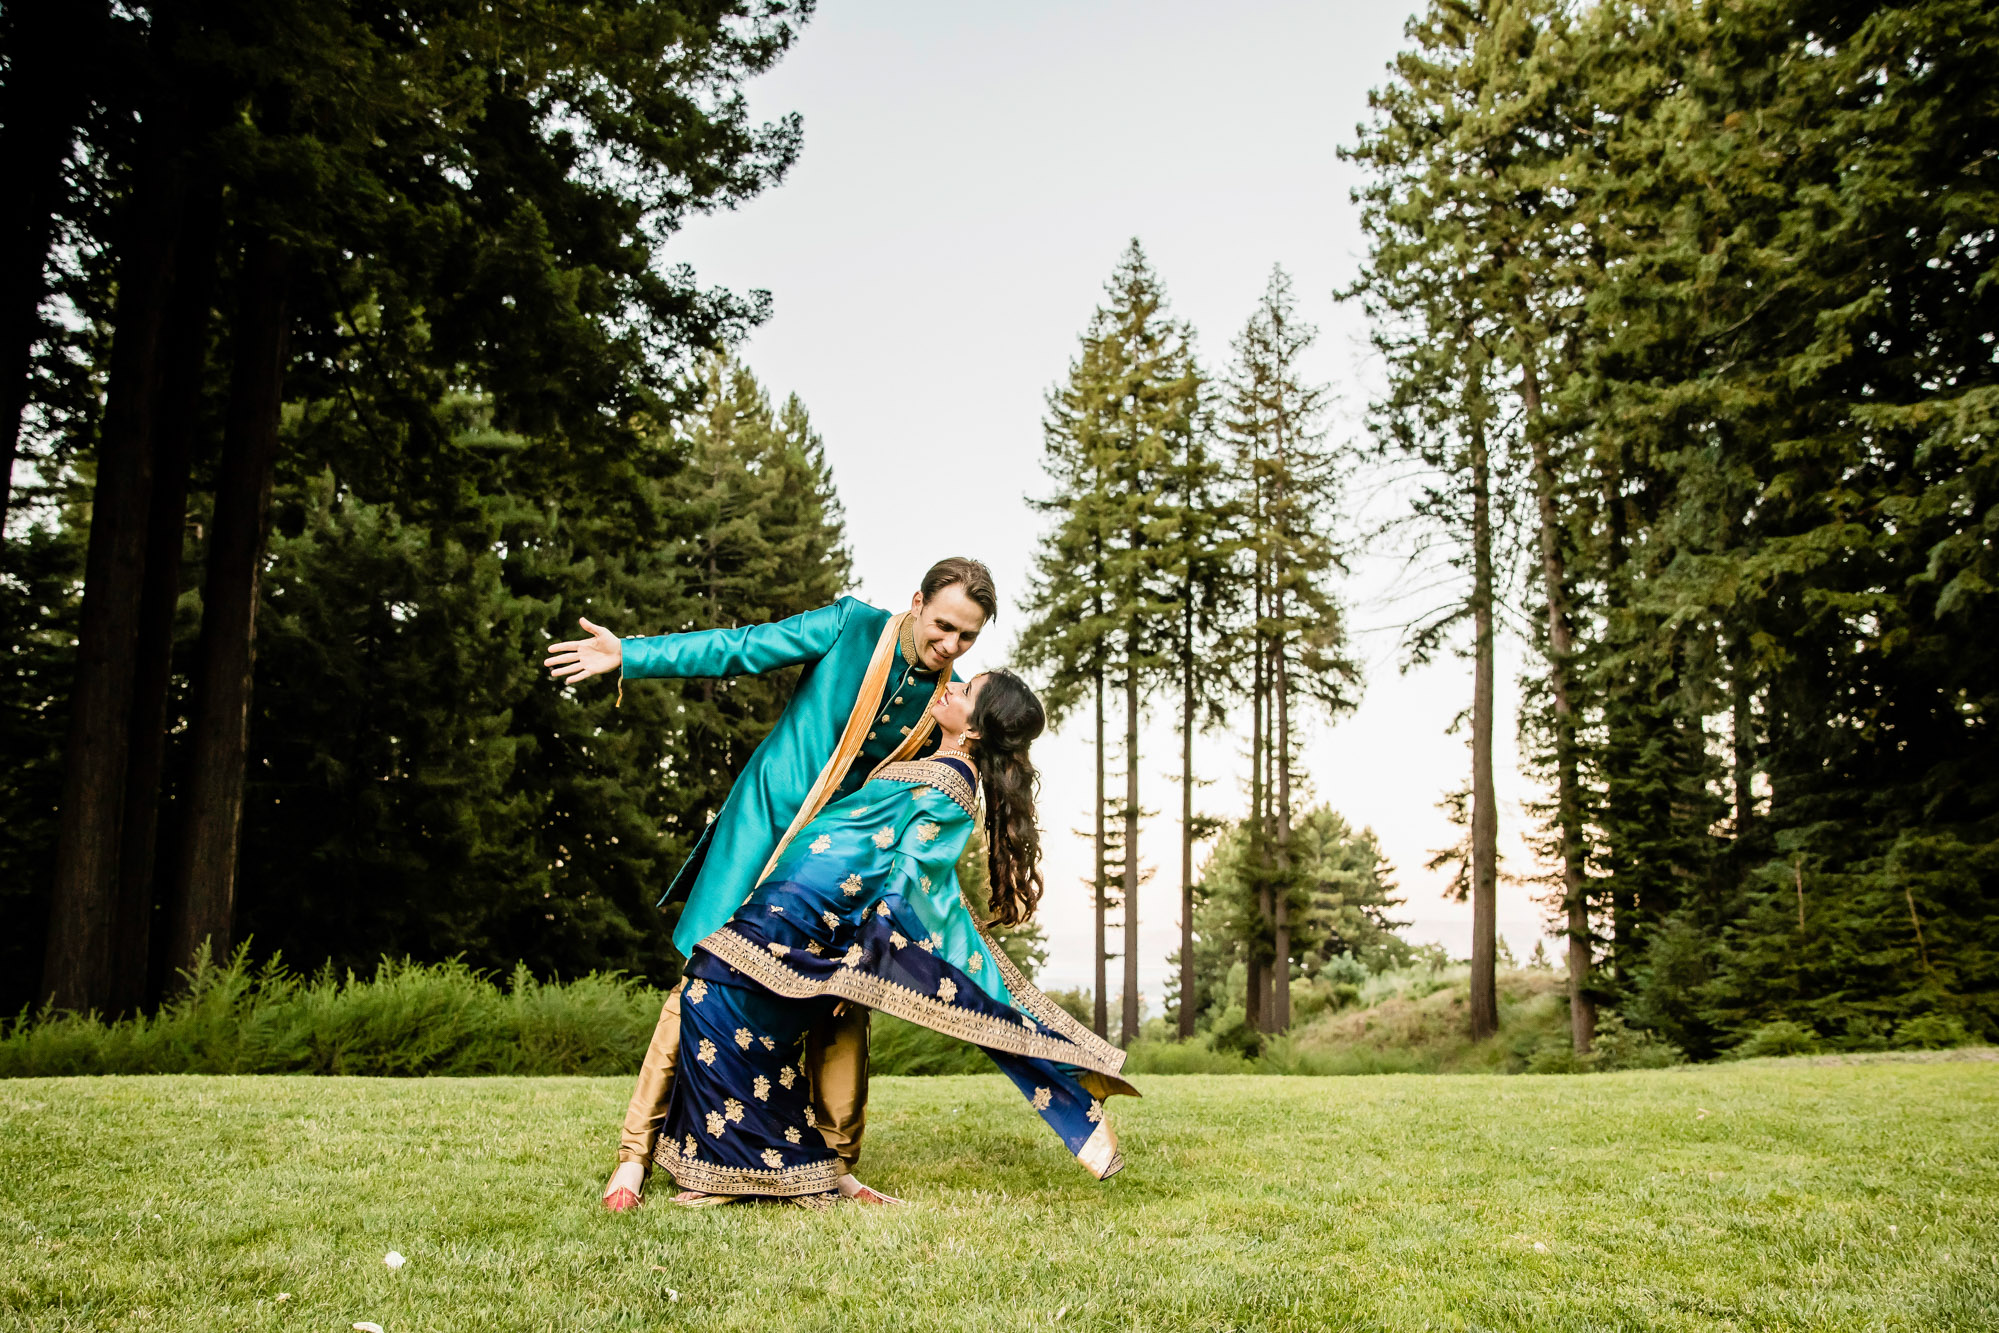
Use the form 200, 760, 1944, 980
867, 1012, 989, 1076
1892, 1012, 1976, 1050
1520, 1012, 1688, 1075
1590, 1011, 1688, 1071
1122, 1036, 1255, 1075
1730, 1019, 1822, 1060
0, 945, 665, 1077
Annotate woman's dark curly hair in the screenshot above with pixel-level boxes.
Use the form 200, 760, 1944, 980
967, 668, 1046, 927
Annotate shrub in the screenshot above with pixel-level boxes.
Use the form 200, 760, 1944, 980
1892, 1012, 1976, 1050
1524, 1041, 1591, 1075
1730, 1019, 1822, 1060
1122, 1038, 1255, 1075
1590, 1011, 1688, 1071
0, 944, 665, 1077
868, 1012, 988, 1076
1205, 1004, 1264, 1060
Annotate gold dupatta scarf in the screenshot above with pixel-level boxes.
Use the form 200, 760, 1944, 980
754, 611, 951, 887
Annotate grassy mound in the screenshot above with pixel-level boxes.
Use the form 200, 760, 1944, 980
1122, 966, 1687, 1076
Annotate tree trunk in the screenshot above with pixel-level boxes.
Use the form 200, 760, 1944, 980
41, 112, 192, 1012
1731, 636, 1756, 840
1600, 444, 1634, 984
1245, 584, 1266, 1035
1273, 632, 1292, 1032
1178, 602, 1196, 1040
165, 232, 289, 984
1468, 395, 1499, 1042
1121, 663, 1141, 1046
1092, 666, 1108, 1039
109, 173, 223, 1016
0, 0, 107, 519
1518, 355, 1592, 1053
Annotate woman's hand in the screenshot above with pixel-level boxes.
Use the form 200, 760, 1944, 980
544, 617, 623, 684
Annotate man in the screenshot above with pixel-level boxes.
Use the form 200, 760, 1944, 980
543, 557, 996, 1209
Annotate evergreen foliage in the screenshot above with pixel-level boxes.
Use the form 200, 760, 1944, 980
1019, 240, 1200, 1043
1218, 267, 1360, 1034
1174, 805, 1407, 1043
1345, 0, 1999, 1054
1, 0, 830, 1011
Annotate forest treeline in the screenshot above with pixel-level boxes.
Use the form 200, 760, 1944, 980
1024, 0, 1995, 1060
5, 0, 1993, 1068
0, 0, 842, 1017
1351, 0, 1996, 1058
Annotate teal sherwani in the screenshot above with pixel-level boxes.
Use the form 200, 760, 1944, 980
621, 597, 956, 956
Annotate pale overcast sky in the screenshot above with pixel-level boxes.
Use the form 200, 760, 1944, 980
668, 0, 1557, 1002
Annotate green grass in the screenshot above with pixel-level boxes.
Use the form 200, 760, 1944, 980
6, 1061, 1997, 1331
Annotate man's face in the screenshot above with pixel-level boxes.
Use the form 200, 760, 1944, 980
908, 585, 988, 671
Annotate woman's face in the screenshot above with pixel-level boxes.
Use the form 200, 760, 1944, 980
932, 673, 987, 738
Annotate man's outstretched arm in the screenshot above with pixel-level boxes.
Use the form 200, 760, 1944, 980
544, 598, 857, 686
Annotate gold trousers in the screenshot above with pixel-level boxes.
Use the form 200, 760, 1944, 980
617, 979, 871, 1171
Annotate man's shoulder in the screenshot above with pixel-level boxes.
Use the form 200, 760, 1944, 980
831, 595, 892, 630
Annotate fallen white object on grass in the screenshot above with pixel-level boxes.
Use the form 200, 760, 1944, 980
354, 1323, 385, 1332
383, 1251, 406, 1270
1533, 1242, 1550, 1253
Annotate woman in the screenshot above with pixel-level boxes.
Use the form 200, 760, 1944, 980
658, 668, 1136, 1205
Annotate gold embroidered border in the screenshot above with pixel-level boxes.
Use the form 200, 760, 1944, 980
977, 921, 1132, 1080
874, 758, 978, 817
661, 1150, 843, 1198
699, 927, 1130, 1078
1077, 1121, 1123, 1181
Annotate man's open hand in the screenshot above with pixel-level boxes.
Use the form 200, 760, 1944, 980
545, 617, 623, 684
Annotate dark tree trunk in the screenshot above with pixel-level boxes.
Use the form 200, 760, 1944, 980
1178, 601, 1196, 1040
1273, 633, 1292, 1032
1519, 356, 1593, 1053
1120, 663, 1140, 1047
1599, 444, 1634, 983
1468, 395, 1499, 1042
108, 172, 224, 1016
1092, 666, 1108, 1039
0, 0, 109, 519
1731, 637, 1757, 840
1245, 585, 1266, 1036
41, 111, 192, 1012
165, 231, 289, 984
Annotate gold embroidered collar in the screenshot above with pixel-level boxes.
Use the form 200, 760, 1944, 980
874, 757, 978, 817
896, 614, 936, 675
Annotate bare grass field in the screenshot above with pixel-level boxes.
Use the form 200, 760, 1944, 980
5, 1059, 1996, 1331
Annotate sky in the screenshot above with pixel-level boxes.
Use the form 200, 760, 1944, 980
667, 1, 1559, 1003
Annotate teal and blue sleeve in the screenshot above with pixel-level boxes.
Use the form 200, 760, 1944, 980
620, 598, 854, 681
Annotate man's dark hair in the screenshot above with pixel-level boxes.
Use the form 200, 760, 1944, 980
920, 556, 998, 622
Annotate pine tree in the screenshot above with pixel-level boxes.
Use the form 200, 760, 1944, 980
1347, 5, 1527, 1038
1219, 267, 1358, 1032
1022, 240, 1197, 1045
